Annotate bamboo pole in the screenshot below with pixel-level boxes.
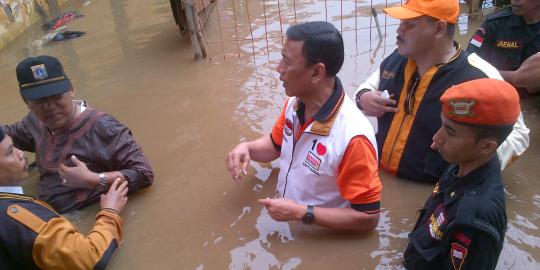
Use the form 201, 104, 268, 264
183, 0, 203, 59
191, 3, 207, 58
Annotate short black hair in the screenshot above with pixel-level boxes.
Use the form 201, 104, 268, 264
286, 21, 344, 76
470, 124, 514, 146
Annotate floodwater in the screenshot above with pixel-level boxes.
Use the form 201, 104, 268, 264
0, 0, 538, 269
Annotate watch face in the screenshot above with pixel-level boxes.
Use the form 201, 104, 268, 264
302, 205, 315, 225
303, 213, 315, 224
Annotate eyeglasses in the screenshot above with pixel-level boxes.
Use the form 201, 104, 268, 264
400, 17, 436, 31
27, 93, 66, 106
399, 20, 420, 31
404, 71, 420, 115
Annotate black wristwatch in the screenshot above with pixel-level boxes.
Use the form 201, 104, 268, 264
355, 88, 371, 110
302, 205, 315, 225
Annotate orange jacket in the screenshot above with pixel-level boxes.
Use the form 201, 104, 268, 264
0, 192, 123, 270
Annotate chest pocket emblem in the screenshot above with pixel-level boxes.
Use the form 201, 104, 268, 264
303, 151, 321, 175
428, 204, 447, 241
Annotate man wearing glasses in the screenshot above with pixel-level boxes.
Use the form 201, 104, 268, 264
354, 0, 529, 183
1, 55, 154, 213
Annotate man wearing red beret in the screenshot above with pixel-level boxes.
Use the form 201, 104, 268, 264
403, 78, 519, 269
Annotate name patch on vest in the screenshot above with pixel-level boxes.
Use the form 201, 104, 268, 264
303, 151, 321, 175
495, 40, 523, 49
381, 70, 396, 80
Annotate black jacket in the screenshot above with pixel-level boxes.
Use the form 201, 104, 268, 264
403, 157, 507, 270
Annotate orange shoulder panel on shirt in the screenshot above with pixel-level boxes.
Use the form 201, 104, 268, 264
271, 98, 290, 147
338, 135, 382, 205
32, 209, 123, 270
6, 204, 47, 233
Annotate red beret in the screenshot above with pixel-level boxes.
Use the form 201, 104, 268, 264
441, 79, 520, 126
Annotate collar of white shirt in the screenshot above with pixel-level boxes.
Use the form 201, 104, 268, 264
0, 186, 23, 194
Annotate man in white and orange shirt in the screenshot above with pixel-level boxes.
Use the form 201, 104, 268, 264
226, 21, 381, 231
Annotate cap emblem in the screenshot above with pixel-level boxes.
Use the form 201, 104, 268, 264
449, 100, 475, 117
31, 64, 48, 80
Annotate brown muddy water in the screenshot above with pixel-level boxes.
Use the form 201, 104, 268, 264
0, 0, 539, 269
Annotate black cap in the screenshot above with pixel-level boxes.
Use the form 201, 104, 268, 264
16, 55, 71, 100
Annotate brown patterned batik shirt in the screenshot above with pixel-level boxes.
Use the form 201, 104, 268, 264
3, 102, 154, 213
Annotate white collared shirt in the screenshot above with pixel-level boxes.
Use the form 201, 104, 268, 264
0, 186, 23, 194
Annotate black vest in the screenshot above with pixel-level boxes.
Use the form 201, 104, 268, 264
377, 49, 495, 183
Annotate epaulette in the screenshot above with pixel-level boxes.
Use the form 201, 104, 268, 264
485, 7, 513, 22
0, 193, 59, 213
453, 189, 504, 246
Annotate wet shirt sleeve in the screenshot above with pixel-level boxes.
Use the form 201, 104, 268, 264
2, 114, 36, 152
94, 115, 154, 193
32, 209, 124, 270
270, 98, 290, 151
442, 230, 500, 270
337, 135, 381, 213
3, 201, 122, 270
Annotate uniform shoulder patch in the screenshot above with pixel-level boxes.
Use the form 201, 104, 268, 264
450, 242, 468, 270
6, 204, 47, 233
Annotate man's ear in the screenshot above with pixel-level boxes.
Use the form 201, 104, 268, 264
434, 20, 448, 39
311, 63, 326, 83
478, 137, 499, 155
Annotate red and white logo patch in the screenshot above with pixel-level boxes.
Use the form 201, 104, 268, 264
284, 119, 293, 136
470, 34, 484, 48
303, 151, 321, 175
469, 28, 485, 48
451, 243, 468, 270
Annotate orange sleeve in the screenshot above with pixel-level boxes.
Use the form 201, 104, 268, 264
270, 98, 289, 149
32, 209, 123, 270
338, 135, 382, 212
